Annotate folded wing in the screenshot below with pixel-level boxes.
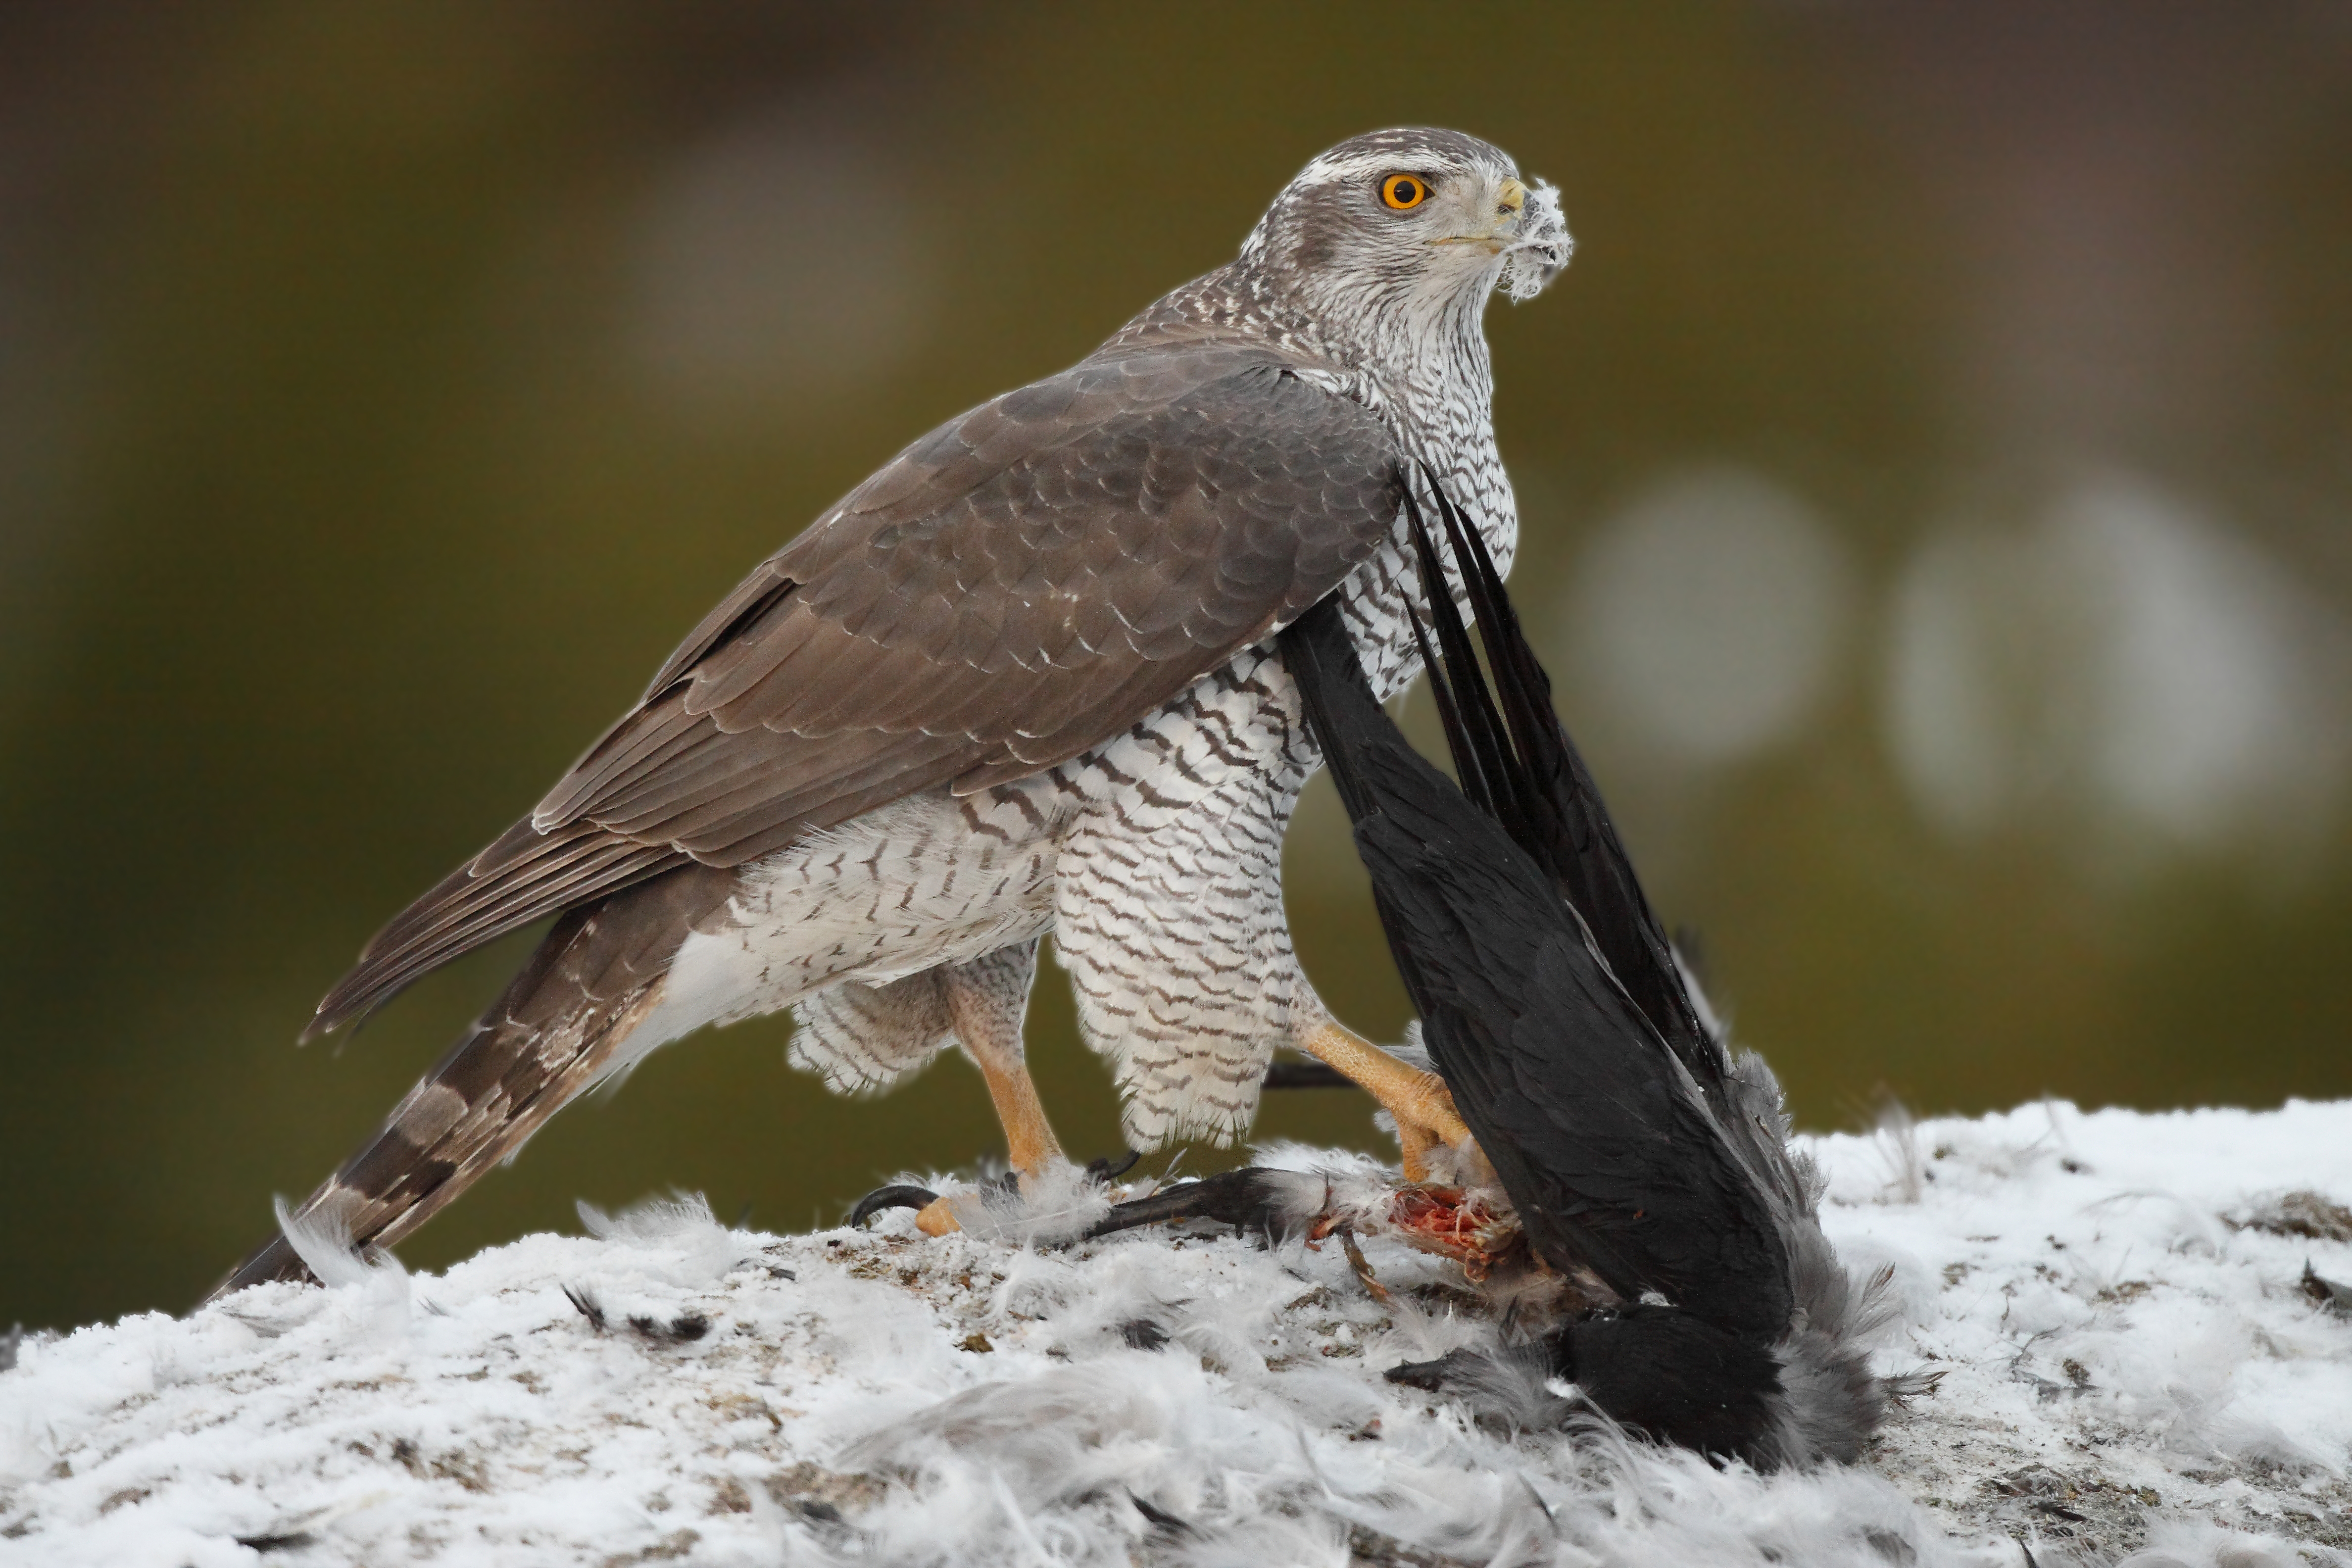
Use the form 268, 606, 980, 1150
313, 342, 1404, 1035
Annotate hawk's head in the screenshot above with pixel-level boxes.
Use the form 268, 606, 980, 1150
1241, 128, 1571, 327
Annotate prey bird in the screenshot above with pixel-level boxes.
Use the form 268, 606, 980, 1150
1091, 482, 1905, 1467
210, 129, 1572, 1297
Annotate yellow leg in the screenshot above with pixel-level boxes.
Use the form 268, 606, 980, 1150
916, 954, 1065, 1236
912, 1048, 1066, 1233
968, 1047, 1065, 1177
1294, 1017, 1473, 1182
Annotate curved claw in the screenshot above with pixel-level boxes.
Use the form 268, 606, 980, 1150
849, 1183, 939, 1229
1085, 1150, 1143, 1183
1261, 1062, 1352, 1090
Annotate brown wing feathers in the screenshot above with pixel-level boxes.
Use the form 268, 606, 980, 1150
305, 343, 1402, 1040
304, 827, 682, 1041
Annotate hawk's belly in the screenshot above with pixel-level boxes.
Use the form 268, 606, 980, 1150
615, 645, 1310, 1134
630, 787, 1063, 1066
1046, 644, 1317, 1145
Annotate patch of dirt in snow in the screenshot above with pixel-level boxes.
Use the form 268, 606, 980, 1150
1819, 1098, 2352, 1565
0, 1104, 2348, 1568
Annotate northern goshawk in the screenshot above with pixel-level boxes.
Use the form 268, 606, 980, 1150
214, 127, 1570, 1295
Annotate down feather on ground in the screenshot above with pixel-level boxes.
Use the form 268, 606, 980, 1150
3, 1097, 2349, 1567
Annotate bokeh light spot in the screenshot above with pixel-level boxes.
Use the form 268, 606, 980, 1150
1569, 465, 1854, 767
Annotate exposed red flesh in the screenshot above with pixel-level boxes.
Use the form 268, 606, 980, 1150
1384, 1184, 1516, 1281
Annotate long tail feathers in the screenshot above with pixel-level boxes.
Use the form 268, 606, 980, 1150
1402, 477, 1725, 1102
207, 864, 735, 1303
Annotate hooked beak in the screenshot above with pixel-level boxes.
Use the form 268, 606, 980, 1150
1434, 177, 1529, 253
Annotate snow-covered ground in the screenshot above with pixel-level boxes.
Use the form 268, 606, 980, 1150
4, 1100, 2350, 1568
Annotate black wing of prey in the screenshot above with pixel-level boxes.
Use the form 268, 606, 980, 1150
1262, 477, 1896, 1468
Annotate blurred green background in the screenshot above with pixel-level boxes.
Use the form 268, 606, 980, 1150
6, 2, 2351, 1331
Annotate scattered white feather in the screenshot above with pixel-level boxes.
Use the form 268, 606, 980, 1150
265, 1193, 416, 1345
2, 1100, 2349, 1566
1499, 180, 1572, 302
932, 1160, 1117, 1248
269, 1195, 374, 1292
573, 1189, 727, 1244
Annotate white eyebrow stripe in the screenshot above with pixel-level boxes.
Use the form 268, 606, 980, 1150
1295, 151, 1506, 187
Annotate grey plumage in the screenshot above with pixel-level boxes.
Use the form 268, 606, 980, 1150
213, 128, 1569, 1298
793, 941, 1038, 1094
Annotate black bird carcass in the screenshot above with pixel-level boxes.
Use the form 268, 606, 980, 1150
1091, 477, 1914, 1468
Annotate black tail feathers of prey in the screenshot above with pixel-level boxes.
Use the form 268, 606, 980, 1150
1397, 472, 1723, 1110
1275, 471, 1893, 1468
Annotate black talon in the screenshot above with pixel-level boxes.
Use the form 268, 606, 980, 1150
1262, 1061, 1352, 1090
1085, 1150, 1143, 1183
982, 1169, 1021, 1199
848, 1183, 939, 1229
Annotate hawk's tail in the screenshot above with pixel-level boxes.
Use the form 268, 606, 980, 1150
205, 864, 736, 1304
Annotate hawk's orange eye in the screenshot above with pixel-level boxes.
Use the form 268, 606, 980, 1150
1380, 174, 1428, 211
